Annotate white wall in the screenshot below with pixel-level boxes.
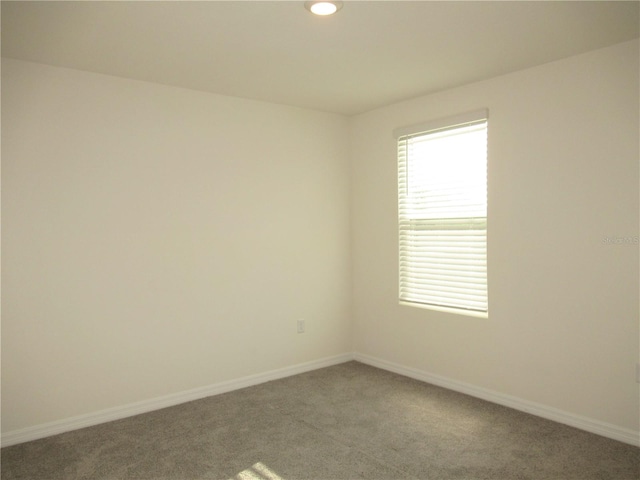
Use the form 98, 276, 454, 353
1, 59, 352, 433
351, 40, 639, 433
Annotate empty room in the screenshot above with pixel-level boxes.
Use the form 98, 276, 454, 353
1, 1, 638, 479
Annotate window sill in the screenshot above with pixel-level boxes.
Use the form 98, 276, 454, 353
399, 301, 488, 319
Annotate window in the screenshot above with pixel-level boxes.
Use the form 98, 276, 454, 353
395, 110, 488, 315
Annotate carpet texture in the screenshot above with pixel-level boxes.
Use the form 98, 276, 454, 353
2, 361, 639, 479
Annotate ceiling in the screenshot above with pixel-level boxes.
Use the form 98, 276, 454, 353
2, 1, 639, 116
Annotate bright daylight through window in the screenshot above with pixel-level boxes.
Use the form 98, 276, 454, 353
396, 110, 488, 315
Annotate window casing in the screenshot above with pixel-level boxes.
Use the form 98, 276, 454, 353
396, 110, 488, 315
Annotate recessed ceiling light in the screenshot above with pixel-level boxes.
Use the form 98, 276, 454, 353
305, 1, 343, 16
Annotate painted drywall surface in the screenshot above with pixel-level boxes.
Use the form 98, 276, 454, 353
351, 40, 640, 431
1, 59, 352, 432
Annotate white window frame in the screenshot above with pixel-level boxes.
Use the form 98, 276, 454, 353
394, 110, 488, 317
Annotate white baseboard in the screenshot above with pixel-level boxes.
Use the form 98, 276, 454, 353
354, 352, 640, 447
1, 353, 354, 448
4, 352, 638, 448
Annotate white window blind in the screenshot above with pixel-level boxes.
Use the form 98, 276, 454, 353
396, 110, 488, 314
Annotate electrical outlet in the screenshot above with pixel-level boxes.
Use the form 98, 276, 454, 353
297, 319, 305, 334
